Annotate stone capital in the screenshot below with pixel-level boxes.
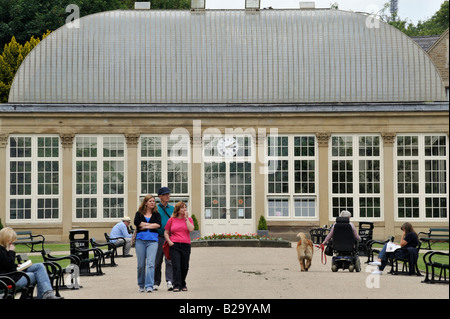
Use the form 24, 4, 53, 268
316, 132, 331, 147
60, 133, 75, 148
125, 134, 140, 147
0, 133, 8, 148
381, 132, 396, 146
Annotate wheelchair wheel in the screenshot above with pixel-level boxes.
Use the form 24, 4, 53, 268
331, 260, 338, 272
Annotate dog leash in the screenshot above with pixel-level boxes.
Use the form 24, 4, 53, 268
315, 244, 327, 265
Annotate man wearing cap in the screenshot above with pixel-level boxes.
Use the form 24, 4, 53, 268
154, 187, 174, 291
109, 216, 133, 257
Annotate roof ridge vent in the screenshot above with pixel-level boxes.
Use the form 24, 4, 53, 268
245, 0, 260, 11
134, 2, 151, 10
191, 0, 206, 11
299, 2, 315, 10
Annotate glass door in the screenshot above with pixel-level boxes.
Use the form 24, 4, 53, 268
203, 161, 253, 234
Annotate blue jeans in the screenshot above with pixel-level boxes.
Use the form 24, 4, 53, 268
135, 239, 158, 289
378, 244, 408, 271
16, 263, 52, 299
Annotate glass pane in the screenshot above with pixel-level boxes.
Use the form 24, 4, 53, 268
141, 136, 162, 157
294, 136, 315, 157
268, 160, 289, 194
103, 136, 125, 158
204, 162, 227, 219
294, 160, 315, 194
268, 136, 288, 157
268, 198, 289, 217
332, 197, 353, 218
230, 162, 252, 219
76, 137, 97, 157
294, 198, 316, 217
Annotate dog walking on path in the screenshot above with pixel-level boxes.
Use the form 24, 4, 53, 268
296, 232, 314, 272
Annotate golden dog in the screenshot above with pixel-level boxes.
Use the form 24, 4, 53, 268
296, 232, 314, 272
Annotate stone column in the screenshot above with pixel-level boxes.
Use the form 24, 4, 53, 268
0, 134, 8, 224
254, 130, 266, 231
125, 134, 140, 217
316, 132, 331, 228
60, 133, 75, 237
381, 132, 396, 238
191, 134, 203, 234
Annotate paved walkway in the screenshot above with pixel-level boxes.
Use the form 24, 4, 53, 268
53, 244, 448, 300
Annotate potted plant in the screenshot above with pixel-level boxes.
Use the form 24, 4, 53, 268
190, 214, 201, 240
256, 215, 269, 238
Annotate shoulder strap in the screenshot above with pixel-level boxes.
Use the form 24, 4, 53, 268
159, 203, 171, 218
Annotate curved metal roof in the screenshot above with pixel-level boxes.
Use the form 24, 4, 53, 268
9, 9, 447, 104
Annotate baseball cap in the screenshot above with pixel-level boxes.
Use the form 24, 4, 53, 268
158, 187, 171, 196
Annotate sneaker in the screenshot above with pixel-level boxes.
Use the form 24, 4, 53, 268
153, 285, 159, 291
42, 291, 64, 299
146, 287, 153, 293
139, 287, 145, 293
369, 261, 382, 266
371, 269, 383, 275
167, 281, 174, 291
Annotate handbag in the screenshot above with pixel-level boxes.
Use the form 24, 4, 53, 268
163, 241, 171, 260
163, 217, 173, 260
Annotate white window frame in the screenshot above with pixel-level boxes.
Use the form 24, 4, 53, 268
73, 135, 127, 222
6, 134, 62, 223
265, 135, 318, 221
329, 134, 384, 221
394, 134, 449, 221
138, 135, 191, 207
201, 133, 255, 217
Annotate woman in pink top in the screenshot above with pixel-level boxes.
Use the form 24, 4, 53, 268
164, 202, 194, 292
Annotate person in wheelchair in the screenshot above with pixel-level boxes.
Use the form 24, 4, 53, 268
322, 211, 361, 272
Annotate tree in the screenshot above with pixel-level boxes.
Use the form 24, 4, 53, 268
0, 31, 50, 103
0, 0, 128, 51
0, 0, 192, 51
383, 1, 449, 36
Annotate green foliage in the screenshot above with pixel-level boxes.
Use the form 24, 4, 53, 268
0, 0, 127, 51
0, 1, 191, 51
191, 214, 199, 230
257, 215, 268, 230
385, 1, 449, 36
0, 31, 49, 102
0, 218, 3, 230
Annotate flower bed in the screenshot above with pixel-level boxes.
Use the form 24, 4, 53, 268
191, 233, 291, 248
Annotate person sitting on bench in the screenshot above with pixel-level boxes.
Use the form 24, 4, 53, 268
369, 222, 419, 275
0, 227, 63, 299
109, 216, 133, 257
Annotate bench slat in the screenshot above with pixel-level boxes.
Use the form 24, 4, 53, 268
13, 231, 45, 252
419, 228, 449, 250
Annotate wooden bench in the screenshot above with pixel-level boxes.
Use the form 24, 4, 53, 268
13, 231, 45, 252
418, 228, 449, 250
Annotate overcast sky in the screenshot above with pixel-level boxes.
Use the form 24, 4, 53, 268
206, 0, 445, 24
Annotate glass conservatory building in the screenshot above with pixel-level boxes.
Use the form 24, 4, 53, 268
0, 6, 448, 241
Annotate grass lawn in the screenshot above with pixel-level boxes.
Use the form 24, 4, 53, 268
16, 243, 78, 269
